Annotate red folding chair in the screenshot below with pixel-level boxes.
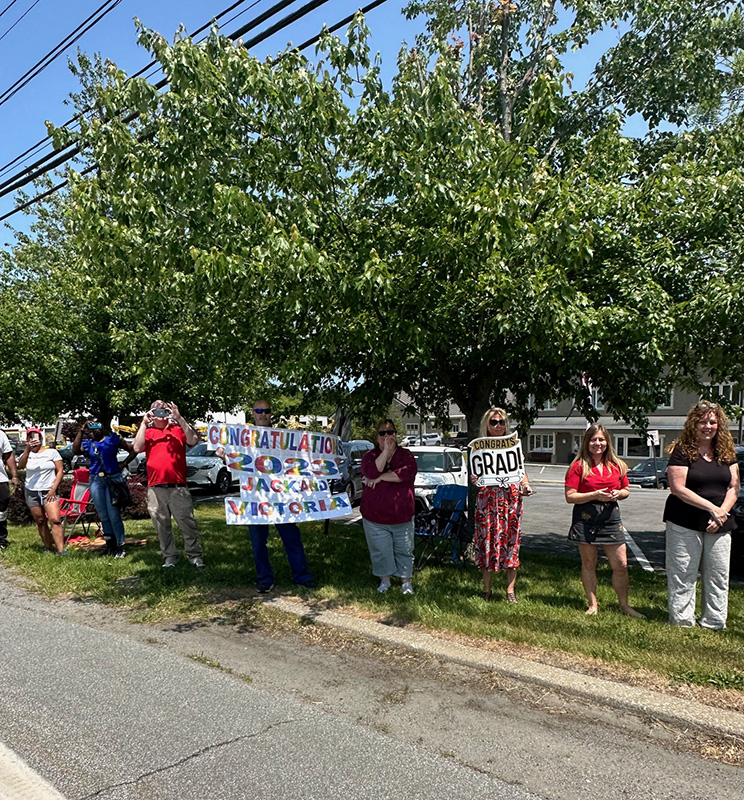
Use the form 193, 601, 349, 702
59, 468, 100, 544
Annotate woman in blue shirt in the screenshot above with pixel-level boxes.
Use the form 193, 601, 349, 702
73, 421, 136, 557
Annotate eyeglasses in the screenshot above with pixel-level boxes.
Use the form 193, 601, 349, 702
489, 419, 506, 426
254, 408, 271, 414
377, 430, 396, 437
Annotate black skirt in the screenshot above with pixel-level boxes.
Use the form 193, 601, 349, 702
568, 502, 624, 545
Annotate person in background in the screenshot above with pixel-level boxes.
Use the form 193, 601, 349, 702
133, 401, 205, 568
243, 400, 315, 593
471, 408, 532, 603
664, 401, 739, 629
18, 427, 66, 554
73, 420, 136, 557
564, 424, 643, 618
0, 429, 20, 552
360, 419, 417, 595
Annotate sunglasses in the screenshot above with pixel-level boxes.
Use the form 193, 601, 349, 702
489, 419, 506, 426
377, 430, 396, 437
254, 408, 271, 414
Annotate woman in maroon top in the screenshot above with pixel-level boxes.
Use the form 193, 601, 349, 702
565, 424, 643, 618
360, 419, 418, 595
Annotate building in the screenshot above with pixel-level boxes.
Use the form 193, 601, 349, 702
526, 382, 743, 466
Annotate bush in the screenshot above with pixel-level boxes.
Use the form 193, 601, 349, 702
121, 476, 150, 520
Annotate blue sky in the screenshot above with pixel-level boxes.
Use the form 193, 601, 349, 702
0, 0, 630, 242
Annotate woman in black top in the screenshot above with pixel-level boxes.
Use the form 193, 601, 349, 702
664, 401, 739, 629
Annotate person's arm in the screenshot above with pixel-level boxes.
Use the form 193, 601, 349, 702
169, 403, 199, 447
17, 444, 30, 471
705, 463, 740, 533
133, 412, 151, 453
3, 451, 19, 490
667, 465, 728, 526
72, 422, 87, 455
118, 438, 136, 467
520, 473, 533, 496
46, 456, 64, 501
564, 463, 615, 504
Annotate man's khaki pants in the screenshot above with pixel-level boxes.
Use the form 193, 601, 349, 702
147, 485, 203, 564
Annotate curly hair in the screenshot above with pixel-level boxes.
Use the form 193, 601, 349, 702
566, 424, 627, 481
666, 401, 736, 463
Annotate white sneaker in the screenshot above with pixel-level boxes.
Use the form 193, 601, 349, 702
401, 581, 414, 595
377, 578, 391, 593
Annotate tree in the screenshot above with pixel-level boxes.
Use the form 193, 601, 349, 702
19, 4, 744, 437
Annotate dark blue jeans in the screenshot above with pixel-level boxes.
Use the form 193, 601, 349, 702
89, 474, 126, 548
248, 523, 313, 587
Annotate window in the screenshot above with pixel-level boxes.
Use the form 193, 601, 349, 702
657, 389, 674, 409
591, 389, 604, 411
529, 434, 554, 453
706, 383, 736, 402
528, 395, 556, 411
614, 436, 650, 458
406, 423, 418, 433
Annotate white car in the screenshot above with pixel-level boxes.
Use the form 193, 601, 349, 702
408, 445, 468, 512
402, 433, 443, 447
184, 442, 237, 494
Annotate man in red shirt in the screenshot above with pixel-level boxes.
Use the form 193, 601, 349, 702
133, 400, 205, 568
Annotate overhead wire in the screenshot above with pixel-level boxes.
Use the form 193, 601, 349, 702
0, 0, 41, 44
0, 0, 22, 21
0, 0, 262, 182
0, 0, 392, 223
0, 0, 124, 108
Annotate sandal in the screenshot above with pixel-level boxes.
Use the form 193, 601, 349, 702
506, 591, 517, 604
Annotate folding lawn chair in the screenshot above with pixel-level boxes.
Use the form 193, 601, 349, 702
413, 484, 472, 571
59, 468, 100, 544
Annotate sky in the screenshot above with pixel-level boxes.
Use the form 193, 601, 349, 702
0, 0, 629, 243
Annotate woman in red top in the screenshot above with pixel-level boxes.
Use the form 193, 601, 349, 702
564, 424, 643, 618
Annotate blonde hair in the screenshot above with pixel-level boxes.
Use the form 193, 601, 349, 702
479, 407, 510, 437
666, 401, 736, 463
566, 424, 627, 481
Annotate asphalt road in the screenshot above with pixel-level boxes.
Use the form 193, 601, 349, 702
0, 595, 538, 800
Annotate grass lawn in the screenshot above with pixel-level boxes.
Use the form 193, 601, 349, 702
3, 503, 743, 695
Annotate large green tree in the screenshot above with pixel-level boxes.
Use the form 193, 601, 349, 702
8, 2, 744, 432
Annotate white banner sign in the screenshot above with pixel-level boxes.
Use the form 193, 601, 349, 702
207, 424, 351, 525
469, 434, 525, 488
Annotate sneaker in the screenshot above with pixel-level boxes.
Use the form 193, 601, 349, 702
401, 581, 414, 595
55, 549, 70, 557
377, 578, 391, 594
299, 579, 317, 589
0, 544, 8, 553
162, 562, 177, 569
257, 582, 275, 593
190, 557, 205, 568
114, 549, 127, 559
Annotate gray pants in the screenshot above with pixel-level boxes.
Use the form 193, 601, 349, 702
665, 521, 731, 629
147, 485, 203, 564
362, 518, 414, 579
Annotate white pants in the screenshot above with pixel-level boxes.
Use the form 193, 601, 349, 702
665, 521, 731, 629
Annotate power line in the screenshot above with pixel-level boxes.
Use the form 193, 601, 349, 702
0, 0, 124, 108
0, 0, 42, 44
0, 0, 262, 182
0, 0, 22, 21
0, 0, 392, 223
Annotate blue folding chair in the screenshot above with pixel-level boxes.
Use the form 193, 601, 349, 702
414, 484, 471, 571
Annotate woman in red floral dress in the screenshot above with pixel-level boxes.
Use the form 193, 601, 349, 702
471, 408, 532, 602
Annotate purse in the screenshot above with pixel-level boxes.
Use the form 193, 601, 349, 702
107, 477, 132, 509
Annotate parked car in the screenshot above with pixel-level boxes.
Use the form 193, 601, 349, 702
338, 440, 375, 505
401, 433, 443, 447
409, 445, 468, 512
57, 439, 144, 475
627, 458, 669, 489
184, 442, 237, 494
443, 431, 470, 449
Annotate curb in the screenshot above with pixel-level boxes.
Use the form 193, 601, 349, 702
266, 596, 744, 741
0, 741, 67, 800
